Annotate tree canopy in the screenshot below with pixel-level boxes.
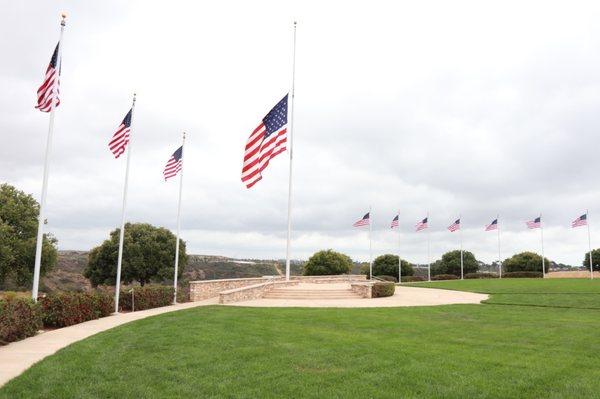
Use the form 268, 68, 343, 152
582, 249, 600, 272
431, 250, 479, 277
371, 254, 414, 279
303, 249, 352, 275
0, 183, 57, 288
84, 222, 187, 286
503, 251, 550, 273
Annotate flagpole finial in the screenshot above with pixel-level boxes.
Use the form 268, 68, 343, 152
60, 12, 67, 25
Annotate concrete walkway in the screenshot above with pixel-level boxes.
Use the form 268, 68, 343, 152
229, 284, 488, 308
0, 297, 218, 387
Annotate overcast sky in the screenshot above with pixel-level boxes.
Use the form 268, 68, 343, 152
3, 1, 600, 265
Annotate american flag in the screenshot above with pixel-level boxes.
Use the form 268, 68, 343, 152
390, 214, 399, 229
447, 219, 460, 232
353, 213, 370, 227
572, 214, 588, 228
108, 109, 132, 158
241, 94, 288, 188
485, 219, 498, 231
415, 217, 428, 232
163, 146, 183, 181
526, 216, 541, 229
36, 42, 61, 112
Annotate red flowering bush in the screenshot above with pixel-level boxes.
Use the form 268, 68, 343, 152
119, 285, 175, 311
0, 296, 43, 345
40, 291, 113, 328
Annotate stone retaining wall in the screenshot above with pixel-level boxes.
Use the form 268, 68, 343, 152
290, 275, 367, 284
189, 277, 282, 301
351, 282, 372, 298
219, 280, 299, 304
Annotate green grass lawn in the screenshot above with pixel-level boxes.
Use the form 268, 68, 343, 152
410, 278, 600, 309
3, 279, 600, 398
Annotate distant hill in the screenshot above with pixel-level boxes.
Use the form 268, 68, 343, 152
39, 251, 305, 292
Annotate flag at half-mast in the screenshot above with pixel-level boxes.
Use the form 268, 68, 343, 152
415, 217, 428, 232
572, 213, 588, 228
241, 94, 288, 188
36, 42, 61, 112
526, 216, 541, 229
485, 218, 498, 231
163, 146, 183, 181
390, 215, 399, 229
447, 219, 460, 232
353, 213, 370, 227
108, 109, 132, 158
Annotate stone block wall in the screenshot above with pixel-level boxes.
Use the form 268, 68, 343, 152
219, 281, 299, 304
290, 275, 367, 284
189, 277, 282, 301
351, 282, 372, 298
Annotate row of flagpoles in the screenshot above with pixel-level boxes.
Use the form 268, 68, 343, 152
352, 211, 594, 281
31, 15, 186, 310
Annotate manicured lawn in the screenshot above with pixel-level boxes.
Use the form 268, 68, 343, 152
410, 278, 600, 309
2, 279, 600, 398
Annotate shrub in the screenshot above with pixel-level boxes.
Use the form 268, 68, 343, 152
503, 252, 550, 273
303, 250, 352, 276
375, 275, 398, 283
503, 271, 543, 278
40, 291, 113, 328
372, 282, 395, 298
465, 272, 499, 279
119, 285, 175, 311
583, 248, 600, 272
0, 297, 42, 345
371, 254, 414, 279
431, 250, 479, 277
431, 274, 459, 281
403, 276, 426, 282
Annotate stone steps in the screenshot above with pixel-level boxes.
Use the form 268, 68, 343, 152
263, 288, 361, 300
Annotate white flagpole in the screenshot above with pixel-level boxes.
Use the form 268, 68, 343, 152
369, 206, 373, 280
173, 132, 186, 304
587, 210, 593, 280
32, 14, 66, 301
284, 21, 297, 282
459, 213, 464, 280
427, 212, 431, 282
540, 213, 546, 278
497, 214, 502, 278
113, 93, 136, 314
397, 210, 402, 284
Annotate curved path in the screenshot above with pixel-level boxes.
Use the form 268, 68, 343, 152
0, 297, 218, 387
229, 284, 489, 308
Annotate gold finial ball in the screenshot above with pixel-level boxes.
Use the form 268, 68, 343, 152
61, 12, 67, 19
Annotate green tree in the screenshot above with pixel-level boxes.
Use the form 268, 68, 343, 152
582, 249, 600, 272
432, 250, 479, 277
371, 254, 414, 279
84, 223, 187, 286
0, 184, 57, 288
303, 249, 352, 275
503, 251, 550, 273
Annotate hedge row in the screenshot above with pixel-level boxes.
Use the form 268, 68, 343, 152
503, 271, 543, 278
40, 291, 113, 328
119, 285, 175, 311
0, 296, 42, 345
372, 282, 395, 298
431, 274, 459, 281
0, 285, 183, 344
465, 272, 499, 279
402, 276, 426, 282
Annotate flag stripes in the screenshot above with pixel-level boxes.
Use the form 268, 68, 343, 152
572, 214, 587, 228
36, 42, 61, 112
163, 146, 183, 181
241, 95, 288, 188
415, 217, 428, 232
353, 212, 370, 227
390, 214, 399, 229
485, 219, 498, 231
108, 109, 132, 158
526, 217, 541, 229
447, 219, 460, 232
